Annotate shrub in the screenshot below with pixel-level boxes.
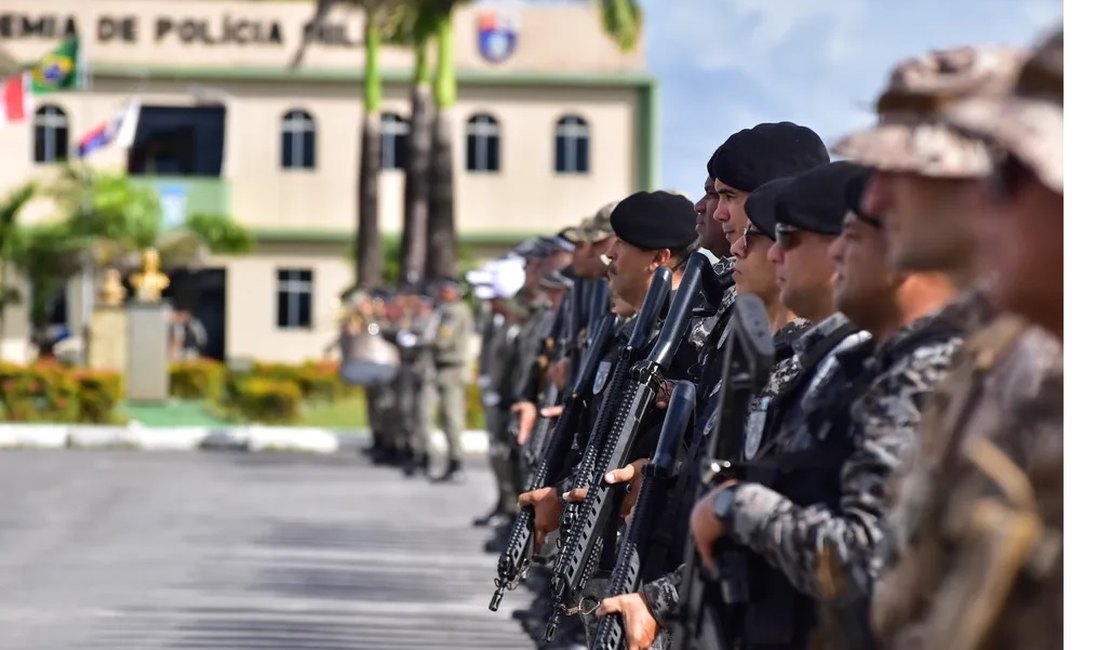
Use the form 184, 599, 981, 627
170, 359, 227, 401
71, 370, 123, 423
0, 362, 114, 423
235, 378, 301, 424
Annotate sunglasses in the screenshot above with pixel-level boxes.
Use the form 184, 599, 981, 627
775, 223, 799, 251
738, 224, 772, 257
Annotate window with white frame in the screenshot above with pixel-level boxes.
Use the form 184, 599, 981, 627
33, 104, 69, 164
465, 113, 501, 172
280, 109, 316, 170
555, 115, 589, 174
381, 112, 410, 170
276, 269, 313, 329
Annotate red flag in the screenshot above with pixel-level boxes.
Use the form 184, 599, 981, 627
1, 73, 30, 129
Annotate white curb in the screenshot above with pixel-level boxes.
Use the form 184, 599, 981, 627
0, 425, 68, 449
0, 424, 490, 455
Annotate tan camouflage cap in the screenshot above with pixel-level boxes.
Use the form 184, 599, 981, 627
942, 28, 1062, 194
833, 46, 1025, 178
561, 217, 592, 244
588, 200, 618, 242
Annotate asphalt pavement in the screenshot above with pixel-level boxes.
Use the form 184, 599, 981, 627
0, 449, 532, 650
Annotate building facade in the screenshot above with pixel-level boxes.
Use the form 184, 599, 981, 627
0, 0, 655, 363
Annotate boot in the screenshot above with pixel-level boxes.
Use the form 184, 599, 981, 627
403, 453, 429, 478
432, 458, 462, 483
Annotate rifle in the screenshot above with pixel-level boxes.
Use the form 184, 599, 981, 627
552, 268, 673, 545
670, 294, 775, 650
546, 254, 720, 641
591, 380, 698, 650
514, 297, 569, 465
490, 312, 619, 612
527, 281, 588, 467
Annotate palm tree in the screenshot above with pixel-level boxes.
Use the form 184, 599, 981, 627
397, 6, 438, 286
288, 0, 407, 290
421, 0, 642, 280
0, 183, 34, 338
424, 1, 463, 280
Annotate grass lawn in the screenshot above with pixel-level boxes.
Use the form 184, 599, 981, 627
118, 396, 369, 429
119, 400, 231, 427
297, 396, 366, 429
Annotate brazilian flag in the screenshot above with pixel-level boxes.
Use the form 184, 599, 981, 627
30, 37, 81, 94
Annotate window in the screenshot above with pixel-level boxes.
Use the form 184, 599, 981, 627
276, 269, 313, 329
381, 112, 410, 170
33, 104, 68, 163
466, 113, 500, 172
555, 115, 589, 174
280, 109, 316, 170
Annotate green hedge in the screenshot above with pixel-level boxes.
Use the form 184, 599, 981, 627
0, 362, 122, 423
234, 377, 302, 424
170, 359, 227, 401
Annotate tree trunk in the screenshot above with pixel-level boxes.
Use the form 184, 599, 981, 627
401, 43, 433, 287
355, 20, 383, 289
356, 114, 383, 288
426, 109, 457, 279
426, 10, 458, 280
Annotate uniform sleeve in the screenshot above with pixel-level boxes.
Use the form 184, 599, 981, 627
640, 565, 684, 625
725, 339, 961, 599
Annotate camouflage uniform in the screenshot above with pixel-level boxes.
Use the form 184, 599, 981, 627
870, 31, 1065, 650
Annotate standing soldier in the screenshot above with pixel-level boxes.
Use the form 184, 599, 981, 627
427, 278, 476, 483
863, 30, 1064, 650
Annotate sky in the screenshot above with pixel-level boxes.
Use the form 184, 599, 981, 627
637, 0, 1063, 195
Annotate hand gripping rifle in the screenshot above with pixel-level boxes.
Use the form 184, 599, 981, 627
546, 254, 719, 641
553, 268, 673, 546
591, 380, 698, 650
490, 311, 619, 612
670, 294, 775, 650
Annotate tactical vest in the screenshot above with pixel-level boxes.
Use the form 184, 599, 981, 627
731, 317, 965, 649
724, 321, 861, 648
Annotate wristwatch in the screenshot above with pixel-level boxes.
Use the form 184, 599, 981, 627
712, 484, 740, 525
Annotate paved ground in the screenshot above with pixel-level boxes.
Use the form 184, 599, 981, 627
0, 450, 532, 650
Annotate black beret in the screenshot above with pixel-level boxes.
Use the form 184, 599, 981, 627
706, 144, 723, 180
842, 168, 881, 227
744, 177, 795, 237
775, 161, 872, 235
610, 191, 699, 251
711, 122, 830, 193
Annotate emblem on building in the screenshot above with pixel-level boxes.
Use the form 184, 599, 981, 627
477, 11, 518, 63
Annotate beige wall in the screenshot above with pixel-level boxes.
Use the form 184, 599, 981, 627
0, 0, 643, 74
0, 0, 648, 364
215, 242, 352, 364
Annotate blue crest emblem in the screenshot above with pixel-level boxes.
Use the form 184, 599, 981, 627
477, 11, 518, 63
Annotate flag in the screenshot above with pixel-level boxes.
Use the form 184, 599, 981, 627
77, 100, 141, 157
0, 73, 30, 130
30, 37, 81, 94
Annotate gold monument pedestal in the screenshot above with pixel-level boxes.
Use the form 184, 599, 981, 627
86, 250, 173, 402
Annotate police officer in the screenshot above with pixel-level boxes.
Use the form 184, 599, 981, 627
426, 277, 476, 483
592, 130, 832, 650
866, 31, 1064, 650
473, 258, 530, 525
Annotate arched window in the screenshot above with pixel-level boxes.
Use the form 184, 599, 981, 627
555, 115, 589, 174
381, 112, 410, 170
466, 113, 500, 173
33, 104, 69, 164
280, 109, 316, 170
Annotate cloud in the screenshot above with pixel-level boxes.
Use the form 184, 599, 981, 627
644, 0, 1062, 195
